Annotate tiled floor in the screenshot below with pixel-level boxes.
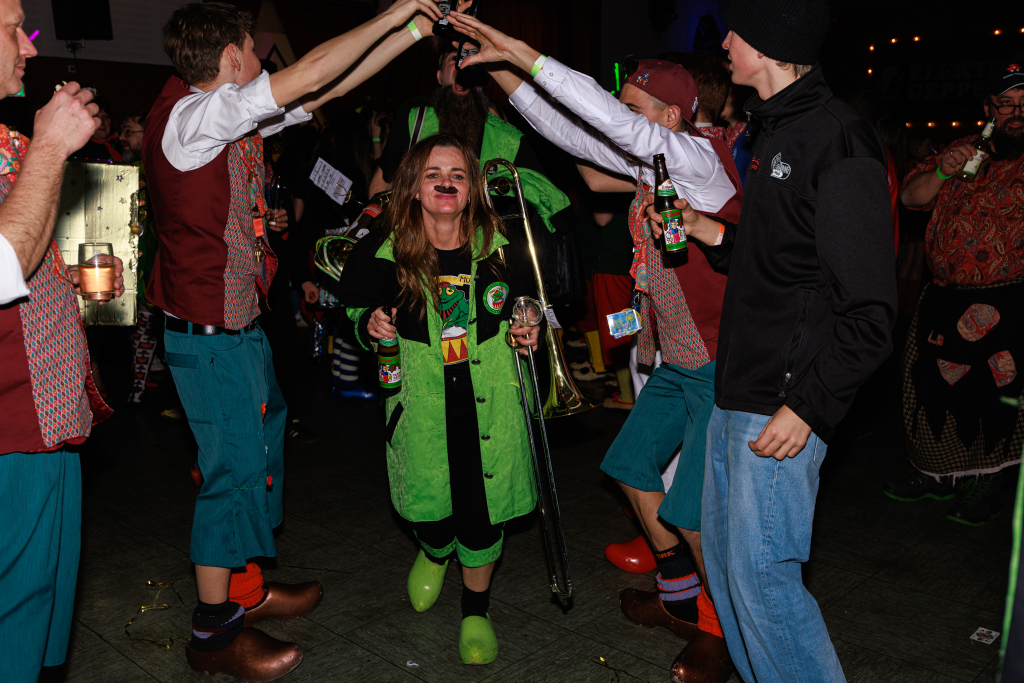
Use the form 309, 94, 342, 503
44, 332, 1013, 682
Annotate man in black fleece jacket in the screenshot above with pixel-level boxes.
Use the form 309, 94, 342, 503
648, 1, 896, 681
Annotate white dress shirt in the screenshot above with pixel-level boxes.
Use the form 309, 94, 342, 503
162, 71, 312, 173
508, 57, 734, 213
0, 233, 29, 305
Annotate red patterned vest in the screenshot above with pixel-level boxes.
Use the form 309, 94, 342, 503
143, 77, 266, 329
0, 126, 112, 455
630, 127, 743, 369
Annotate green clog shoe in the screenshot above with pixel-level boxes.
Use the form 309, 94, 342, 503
407, 550, 448, 612
460, 614, 498, 665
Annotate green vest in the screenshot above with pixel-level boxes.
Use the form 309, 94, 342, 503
348, 229, 538, 525
408, 107, 570, 234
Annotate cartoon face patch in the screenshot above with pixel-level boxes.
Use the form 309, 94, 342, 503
483, 281, 509, 315
636, 71, 650, 86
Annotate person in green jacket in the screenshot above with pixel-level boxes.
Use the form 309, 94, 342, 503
338, 133, 540, 665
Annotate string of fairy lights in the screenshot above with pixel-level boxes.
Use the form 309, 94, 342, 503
867, 28, 1024, 133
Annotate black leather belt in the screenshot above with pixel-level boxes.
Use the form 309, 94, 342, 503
165, 316, 258, 335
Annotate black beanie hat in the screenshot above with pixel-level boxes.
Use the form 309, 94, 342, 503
725, 0, 830, 65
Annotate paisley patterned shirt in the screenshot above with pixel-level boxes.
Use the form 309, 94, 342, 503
906, 135, 1024, 285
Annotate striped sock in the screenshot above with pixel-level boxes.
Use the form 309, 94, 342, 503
191, 601, 244, 652
654, 544, 701, 622
332, 337, 360, 389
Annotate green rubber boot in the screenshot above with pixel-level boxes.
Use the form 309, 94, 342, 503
407, 550, 448, 612
460, 614, 498, 665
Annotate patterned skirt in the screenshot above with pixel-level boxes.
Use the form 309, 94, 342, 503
902, 279, 1024, 477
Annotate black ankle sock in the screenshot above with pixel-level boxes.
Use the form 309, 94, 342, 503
424, 551, 448, 566
191, 600, 244, 652
654, 544, 701, 622
461, 586, 490, 619
654, 544, 696, 580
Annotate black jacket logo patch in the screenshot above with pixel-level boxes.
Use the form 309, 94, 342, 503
770, 153, 791, 180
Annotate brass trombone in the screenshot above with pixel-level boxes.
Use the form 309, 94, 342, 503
483, 158, 598, 418
507, 296, 573, 605
486, 158, 593, 605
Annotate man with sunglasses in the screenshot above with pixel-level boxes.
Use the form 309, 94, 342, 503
885, 57, 1024, 525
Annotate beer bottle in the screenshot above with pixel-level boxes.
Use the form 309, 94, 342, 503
378, 336, 401, 389
346, 191, 391, 239
956, 119, 995, 182
653, 154, 687, 253
455, 0, 482, 69
434, 1, 453, 39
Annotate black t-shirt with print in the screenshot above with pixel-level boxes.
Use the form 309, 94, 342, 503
436, 247, 473, 380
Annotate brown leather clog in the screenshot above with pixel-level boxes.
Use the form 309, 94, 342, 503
186, 627, 302, 682
243, 581, 324, 628
669, 629, 734, 683
619, 587, 699, 640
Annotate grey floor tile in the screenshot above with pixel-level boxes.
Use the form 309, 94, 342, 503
574, 605, 685, 670
301, 546, 426, 635
75, 551, 195, 639
488, 545, 653, 632
816, 480, 951, 536
565, 506, 648, 564
875, 539, 1011, 614
346, 585, 568, 683
105, 611, 207, 683
971, 654, 1002, 683
803, 560, 871, 612
301, 491, 410, 548
926, 504, 1016, 553
267, 513, 368, 570
809, 514, 918, 576
832, 636, 963, 682
477, 631, 671, 683
823, 578, 1004, 681
67, 619, 104, 654
47, 639, 157, 682
286, 636, 422, 682
79, 504, 181, 575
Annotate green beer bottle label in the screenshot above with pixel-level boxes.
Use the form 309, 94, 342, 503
656, 179, 675, 197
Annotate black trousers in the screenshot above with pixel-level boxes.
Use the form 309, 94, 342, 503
411, 363, 504, 567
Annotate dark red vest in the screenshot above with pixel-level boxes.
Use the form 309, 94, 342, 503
143, 77, 264, 328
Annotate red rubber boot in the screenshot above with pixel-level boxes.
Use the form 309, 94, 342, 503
605, 534, 657, 574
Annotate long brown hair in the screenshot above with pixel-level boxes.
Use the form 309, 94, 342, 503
385, 133, 504, 319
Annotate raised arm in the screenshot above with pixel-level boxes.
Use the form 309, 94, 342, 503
0, 83, 98, 280
300, 11, 440, 112
449, 11, 732, 211
269, 0, 440, 108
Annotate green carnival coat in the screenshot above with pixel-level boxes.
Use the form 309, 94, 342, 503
342, 228, 539, 524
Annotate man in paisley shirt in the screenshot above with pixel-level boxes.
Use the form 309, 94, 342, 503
885, 57, 1024, 525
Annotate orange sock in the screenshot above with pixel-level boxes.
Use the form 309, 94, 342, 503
696, 590, 724, 638
228, 562, 265, 609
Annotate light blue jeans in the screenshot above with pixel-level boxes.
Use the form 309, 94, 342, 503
702, 406, 845, 683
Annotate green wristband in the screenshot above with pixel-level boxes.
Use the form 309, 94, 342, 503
372, 137, 381, 142
407, 20, 423, 42
530, 55, 547, 78
936, 166, 953, 180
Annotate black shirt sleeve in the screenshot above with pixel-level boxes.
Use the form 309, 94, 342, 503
693, 218, 736, 275
378, 109, 414, 183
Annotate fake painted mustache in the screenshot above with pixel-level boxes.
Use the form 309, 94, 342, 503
434, 185, 458, 194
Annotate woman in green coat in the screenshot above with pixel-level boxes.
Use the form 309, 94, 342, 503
338, 133, 539, 665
